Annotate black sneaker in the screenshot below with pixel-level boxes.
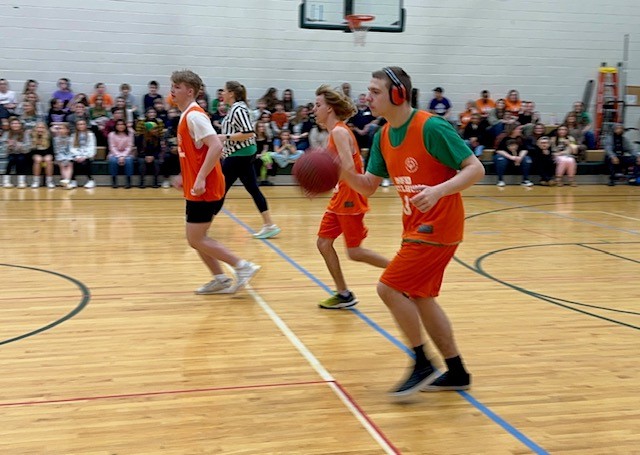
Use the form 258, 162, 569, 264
421, 371, 471, 392
388, 364, 439, 398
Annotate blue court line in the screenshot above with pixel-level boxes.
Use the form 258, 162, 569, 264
223, 209, 548, 454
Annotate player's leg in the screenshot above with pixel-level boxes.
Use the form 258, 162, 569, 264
317, 212, 356, 309
236, 156, 280, 239
343, 214, 389, 269
376, 281, 439, 397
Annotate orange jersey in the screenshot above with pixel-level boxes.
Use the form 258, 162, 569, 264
177, 104, 225, 202
380, 111, 464, 245
326, 122, 368, 215
475, 98, 495, 116
504, 99, 522, 115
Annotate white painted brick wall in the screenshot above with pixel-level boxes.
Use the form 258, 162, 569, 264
1, 0, 639, 127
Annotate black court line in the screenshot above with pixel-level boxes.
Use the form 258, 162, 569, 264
0, 264, 91, 346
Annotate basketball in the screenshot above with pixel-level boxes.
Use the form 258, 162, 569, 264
292, 149, 340, 195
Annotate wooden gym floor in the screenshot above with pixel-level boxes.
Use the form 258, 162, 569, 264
1, 184, 639, 454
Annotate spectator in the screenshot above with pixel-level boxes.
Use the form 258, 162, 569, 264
254, 121, 275, 186
290, 105, 313, 151
51, 77, 74, 110
107, 119, 135, 188
160, 107, 181, 188
20, 101, 40, 132
458, 100, 478, 132
251, 98, 270, 123
348, 93, 376, 151
341, 82, 353, 101
211, 102, 227, 133
282, 88, 296, 116
119, 83, 137, 116
52, 123, 74, 188
30, 121, 55, 188
210, 88, 224, 114
428, 87, 451, 118
18, 92, 45, 118
272, 129, 303, 168
309, 122, 329, 149
487, 98, 508, 142
89, 83, 113, 110
143, 80, 163, 111
153, 97, 168, 126
21, 79, 39, 102
603, 123, 640, 186
462, 113, 490, 157
564, 114, 587, 161
47, 98, 67, 127
0, 79, 18, 117
504, 89, 522, 115
1, 117, 30, 188
134, 107, 164, 188
517, 101, 540, 136
270, 102, 289, 136
552, 129, 578, 187
261, 87, 279, 112
475, 90, 496, 117
493, 125, 533, 187
535, 136, 556, 186
566, 101, 596, 149
69, 119, 97, 189
65, 102, 91, 133
196, 84, 210, 110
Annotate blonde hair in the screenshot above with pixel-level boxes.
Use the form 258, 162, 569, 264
315, 84, 356, 121
31, 121, 51, 150
170, 70, 203, 97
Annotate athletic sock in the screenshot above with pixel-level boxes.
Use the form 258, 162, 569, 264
445, 355, 468, 376
413, 345, 431, 370
235, 259, 247, 269
338, 290, 351, 298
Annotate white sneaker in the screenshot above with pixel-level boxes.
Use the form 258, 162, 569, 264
235, 261, 261, 289
496, 180, 506, 187
381, 178, 391, 187
31, 180, 40, 188
67, 180, 78, 189
195, 277, 235, 295
161, 180, 171, 188
253, 224, 281, 239
521, 180, 534, 187
46, 179, 56, 189
59, 179, 69, 187
17, 176, 27, 189
84, 179, 96, 189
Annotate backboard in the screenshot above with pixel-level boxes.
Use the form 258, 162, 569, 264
299, 0, 405, 33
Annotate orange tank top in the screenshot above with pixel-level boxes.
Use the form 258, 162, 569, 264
177, 104, 226, 202
326, 122, 368, 215
380, 111, 464, 245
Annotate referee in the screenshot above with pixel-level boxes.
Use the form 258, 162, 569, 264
219, 81, 281, 239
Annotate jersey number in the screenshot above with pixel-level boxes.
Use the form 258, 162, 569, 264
402, 195, 413, 216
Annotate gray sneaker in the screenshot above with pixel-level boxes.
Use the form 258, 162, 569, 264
195, 277, 235, 295
235, 262, 261, 289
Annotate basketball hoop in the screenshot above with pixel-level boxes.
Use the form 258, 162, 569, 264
345, 14, 374, 47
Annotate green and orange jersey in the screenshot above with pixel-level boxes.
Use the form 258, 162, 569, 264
367, 110, 472, 245
326, 121, 368, 215
177, 103, 226, 202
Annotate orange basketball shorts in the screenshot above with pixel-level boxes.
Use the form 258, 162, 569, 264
380, 242, 459, 299
317, 212, 368, 248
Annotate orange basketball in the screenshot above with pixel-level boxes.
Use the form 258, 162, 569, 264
292, 149, 340, 195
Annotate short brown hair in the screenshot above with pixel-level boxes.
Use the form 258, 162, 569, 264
315, 84, 356, 121
371, 66, 412, 105
170, 70, 203, 97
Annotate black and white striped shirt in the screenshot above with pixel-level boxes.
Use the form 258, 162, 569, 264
221, 101, 256, 157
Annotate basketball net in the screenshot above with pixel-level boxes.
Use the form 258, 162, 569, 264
346, 15, 374, 47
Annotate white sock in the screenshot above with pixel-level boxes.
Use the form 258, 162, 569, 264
235, 260, 247, 269
214, 274, 227, 281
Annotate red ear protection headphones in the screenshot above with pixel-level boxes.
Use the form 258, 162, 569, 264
383, 67, 407, 105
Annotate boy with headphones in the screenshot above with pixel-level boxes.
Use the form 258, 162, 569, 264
340, 67, 485, 398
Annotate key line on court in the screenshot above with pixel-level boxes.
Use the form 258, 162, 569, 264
223, 208, 549, 455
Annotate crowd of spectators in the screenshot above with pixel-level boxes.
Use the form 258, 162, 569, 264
1, 77, 638, 189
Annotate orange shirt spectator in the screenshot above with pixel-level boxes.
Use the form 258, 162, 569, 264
89, 83, 113, 109
475, 90, 495, 117
504, 89, 522, 115
458, 101, 478, 131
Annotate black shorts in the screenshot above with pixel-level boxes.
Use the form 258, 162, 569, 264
185, 199, 224, 223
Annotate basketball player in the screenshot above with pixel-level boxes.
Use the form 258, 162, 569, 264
312, 84, 389, 309
340, 67, 485, 397
170, 70, 260, 294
